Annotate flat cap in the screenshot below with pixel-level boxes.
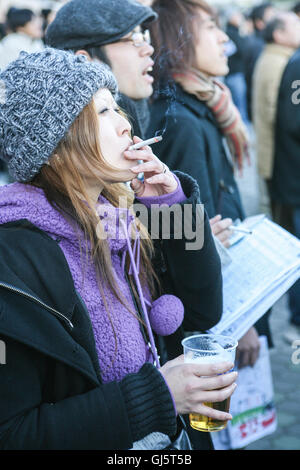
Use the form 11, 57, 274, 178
45, 0, 157, 50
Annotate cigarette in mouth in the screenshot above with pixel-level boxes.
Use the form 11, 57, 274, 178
128, 135, 163, 151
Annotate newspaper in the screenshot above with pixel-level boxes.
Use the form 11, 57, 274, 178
209, 215, 300, 340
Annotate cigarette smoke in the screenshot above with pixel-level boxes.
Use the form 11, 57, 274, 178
151, 25, 192, 136
154, 80, 178, 137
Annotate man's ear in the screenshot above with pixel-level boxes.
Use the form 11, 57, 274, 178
75, 50, 92, 61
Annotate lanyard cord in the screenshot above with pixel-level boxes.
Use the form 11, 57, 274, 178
120, 218, 161, 368
124, 269, 150, 347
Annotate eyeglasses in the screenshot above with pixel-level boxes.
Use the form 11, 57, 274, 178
118, 29, 151, 47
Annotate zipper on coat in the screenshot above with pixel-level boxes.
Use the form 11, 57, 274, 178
0, 281, 74, 330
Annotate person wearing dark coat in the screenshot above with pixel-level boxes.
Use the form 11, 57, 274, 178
148, 83, 245, 222
0, 48, 238, 450
270, 48, 300, 343
44, 1, 236, 451
225, 10, 249, 123
0, 174, 224, 450
149, 0, 273, 372
244, 31, 264, 122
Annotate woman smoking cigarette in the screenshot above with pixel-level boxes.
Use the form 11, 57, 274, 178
128, 135, 162, 151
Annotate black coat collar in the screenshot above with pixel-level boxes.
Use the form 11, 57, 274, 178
0, 219, 77, 322
0, 219, 101, 384
156, 82, 216, 123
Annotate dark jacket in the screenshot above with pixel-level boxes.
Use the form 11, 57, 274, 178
148, 85, 273, 349
0, 171, 222, 450
226, 24, 247, 76
244, 32, 265, 121
148, 84, 245, 221
271, 48, 300, 207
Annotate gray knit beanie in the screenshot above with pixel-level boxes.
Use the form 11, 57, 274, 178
0, 47, 118, 182
45, 0, 157, 50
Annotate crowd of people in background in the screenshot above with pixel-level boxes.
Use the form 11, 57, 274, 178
221, 1, 300, 344
0, 0, 299, 451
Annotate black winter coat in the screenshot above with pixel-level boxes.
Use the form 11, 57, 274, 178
226, 24, 247, 76
271, 48, 300, 208
148, 84, 245, 222
243, 32, 265, 121
0, 172, 222, 450
148, 85, 273, 348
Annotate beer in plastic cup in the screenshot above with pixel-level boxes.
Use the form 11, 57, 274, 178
181, 334, 238, 432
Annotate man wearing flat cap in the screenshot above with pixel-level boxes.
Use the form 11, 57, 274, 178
45, 0, 156, 137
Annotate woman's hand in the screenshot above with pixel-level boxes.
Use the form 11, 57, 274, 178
236, 327, 260, 369
160, 355, 238, 420
124, 136, 177, 197
210, 214, 233, 248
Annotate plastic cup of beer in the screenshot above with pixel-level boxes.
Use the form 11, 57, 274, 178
182, 334, 238, 432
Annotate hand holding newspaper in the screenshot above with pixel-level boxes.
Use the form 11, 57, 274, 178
209, 215, 300, 340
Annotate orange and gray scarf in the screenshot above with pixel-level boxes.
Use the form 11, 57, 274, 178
173, 69, 250, 173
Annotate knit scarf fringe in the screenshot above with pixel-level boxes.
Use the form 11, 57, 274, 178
173, 69, 250, 173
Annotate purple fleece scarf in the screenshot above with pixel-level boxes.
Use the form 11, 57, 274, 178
0, 179, 186, 382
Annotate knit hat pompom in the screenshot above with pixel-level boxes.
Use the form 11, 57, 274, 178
149, 295, 184, 336
0, 47, 118, 182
